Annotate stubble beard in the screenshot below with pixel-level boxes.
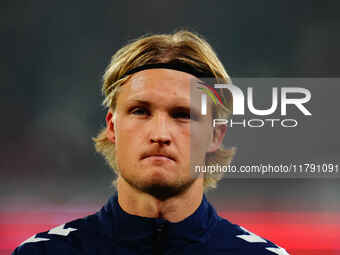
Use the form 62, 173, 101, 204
120, 167, 196, 201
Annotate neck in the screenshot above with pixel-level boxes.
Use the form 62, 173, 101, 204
116, 176, 204, 223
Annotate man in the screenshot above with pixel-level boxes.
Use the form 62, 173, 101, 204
13, 30, 289, 255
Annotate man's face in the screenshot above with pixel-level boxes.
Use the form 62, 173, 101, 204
106, 69, 224, 199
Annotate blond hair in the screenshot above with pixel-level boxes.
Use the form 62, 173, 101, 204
94, 30, 235, 191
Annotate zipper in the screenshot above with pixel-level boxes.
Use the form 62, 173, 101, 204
152, 219, 167, 255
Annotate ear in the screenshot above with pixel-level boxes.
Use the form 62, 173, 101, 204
207, 125, 227, 153
105, 111, 115, 143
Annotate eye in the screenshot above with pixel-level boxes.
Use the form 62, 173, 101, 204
130, 107, 150, 116
172, 110, 191, 120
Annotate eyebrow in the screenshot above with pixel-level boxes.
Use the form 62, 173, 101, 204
125, 98, 202, 116
126, 99, 151, 106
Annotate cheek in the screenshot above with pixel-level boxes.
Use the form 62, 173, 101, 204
114, 119, 142, 156
172, 122, 191, 143
191, 120, 213, 147
114, 123, 142, 174
189, 121, 213, 164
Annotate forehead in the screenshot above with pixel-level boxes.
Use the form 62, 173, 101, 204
117, 69, 200, 103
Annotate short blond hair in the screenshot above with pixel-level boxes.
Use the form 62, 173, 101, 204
94, 30, 235, 190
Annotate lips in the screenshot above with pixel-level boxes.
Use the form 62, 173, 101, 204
141, 152, 176, 161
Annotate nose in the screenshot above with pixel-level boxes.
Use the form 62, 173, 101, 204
149, 112, 171, 145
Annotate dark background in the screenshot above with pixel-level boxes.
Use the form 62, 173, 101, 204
1, 1, 339, 254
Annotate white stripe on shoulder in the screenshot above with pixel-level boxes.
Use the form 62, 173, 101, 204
20, 235, 50, 246
48, 224, 77, 236
266, 247, 290, 255
20, 223, 78, 246
236, 226, 267, 243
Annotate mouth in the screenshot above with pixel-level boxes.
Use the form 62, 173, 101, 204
141, 153, 176, 161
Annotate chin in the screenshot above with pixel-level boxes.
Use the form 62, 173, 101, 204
123, 171, 195, 201
140, 179, 194, 201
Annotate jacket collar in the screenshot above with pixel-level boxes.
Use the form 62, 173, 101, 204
99, 192, 219, 243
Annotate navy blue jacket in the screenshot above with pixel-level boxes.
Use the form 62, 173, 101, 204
13, 194, 289, 254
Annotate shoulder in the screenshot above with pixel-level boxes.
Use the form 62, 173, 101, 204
209, 216, 290, 255
12, 214, 103, 255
